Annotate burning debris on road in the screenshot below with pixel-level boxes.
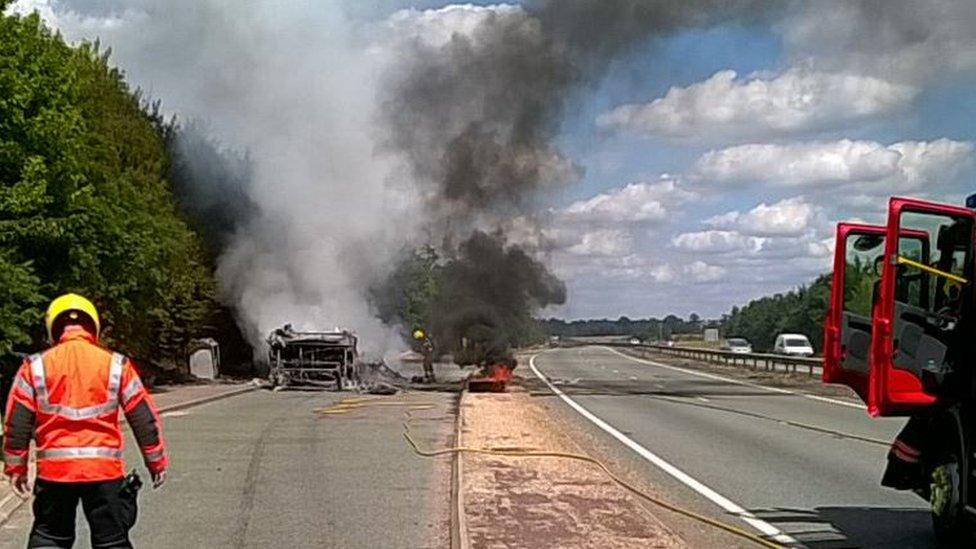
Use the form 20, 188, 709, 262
371, 231, 565, 383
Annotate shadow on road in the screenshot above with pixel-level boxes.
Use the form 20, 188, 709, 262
751, 506, 934, 548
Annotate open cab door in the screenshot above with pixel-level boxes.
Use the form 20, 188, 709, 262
824, 223, 929, 403
870, 197, 976, 416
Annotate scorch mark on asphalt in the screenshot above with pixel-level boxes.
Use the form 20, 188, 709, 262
529, 351, 797, 546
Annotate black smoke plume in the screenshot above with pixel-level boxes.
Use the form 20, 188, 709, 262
376, 1, 777, 357
432, 231, 566, 364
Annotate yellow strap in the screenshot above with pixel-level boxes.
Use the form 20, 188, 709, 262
896, 256, 968, 284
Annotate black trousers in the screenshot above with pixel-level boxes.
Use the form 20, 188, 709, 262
28, 478, 137, 549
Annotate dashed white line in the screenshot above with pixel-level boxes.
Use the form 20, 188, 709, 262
602, 346, 863, 410
529, 353, 796, 545
161, 410, 191, 418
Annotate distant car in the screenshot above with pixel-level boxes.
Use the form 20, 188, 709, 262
722, 338, 753, 354
773, 333, 814, 357
628, 337, 641, 346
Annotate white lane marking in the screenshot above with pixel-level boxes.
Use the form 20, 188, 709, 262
161, 410, 191, 418
629, 376, 638, 381
696, 396, 710, 403
612, 369, 619, 374
530, 354, 796, 545
802, 394, 863, 408
603, 346, 863, 410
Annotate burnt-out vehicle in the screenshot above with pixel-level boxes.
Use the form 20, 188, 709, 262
266, 324, 359, 390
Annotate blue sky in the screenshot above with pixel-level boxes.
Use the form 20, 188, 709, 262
11, 0, 976, 324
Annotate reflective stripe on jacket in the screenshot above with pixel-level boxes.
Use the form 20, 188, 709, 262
2, 326, 168, 481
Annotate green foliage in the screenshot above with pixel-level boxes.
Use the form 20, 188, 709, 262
370, 245, 442, 340
0, 12, 217, 366
540, 315, 705, 341
723, 274, 834, 352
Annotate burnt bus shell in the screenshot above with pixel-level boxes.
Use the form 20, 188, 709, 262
267, 329, 358, 390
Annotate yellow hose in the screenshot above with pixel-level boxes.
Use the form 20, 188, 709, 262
317, 397, 787, 549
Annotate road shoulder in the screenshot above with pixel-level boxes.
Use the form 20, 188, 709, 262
459, 388, 684, 548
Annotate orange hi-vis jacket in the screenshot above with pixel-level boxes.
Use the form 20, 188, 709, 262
3, 326, 168, 482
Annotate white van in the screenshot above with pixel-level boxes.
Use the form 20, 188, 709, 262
773, 333, 814, 357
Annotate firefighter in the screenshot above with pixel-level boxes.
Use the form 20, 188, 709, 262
3, 294, 168, 549
413, 329, 435, 383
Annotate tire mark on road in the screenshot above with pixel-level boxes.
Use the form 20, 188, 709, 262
230, 394, 317, 547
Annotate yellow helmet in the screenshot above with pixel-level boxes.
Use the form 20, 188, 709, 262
412, 329, 426, 340
46, 293, 100, 341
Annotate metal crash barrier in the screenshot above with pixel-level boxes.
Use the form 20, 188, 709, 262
560, 340, 822, 377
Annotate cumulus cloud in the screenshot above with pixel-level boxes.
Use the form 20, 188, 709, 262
649, 264, 678, 283
693, 138, 973, 194
559, 176, 696, 225
686, 261, 726, 282
671, 230, 764, 254
706, 197, 821, 237
567, 229, 634, 257
598, 68, 915, 142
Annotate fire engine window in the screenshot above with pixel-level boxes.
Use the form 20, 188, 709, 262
844, 234, 924, 316
896, 212, 972, 318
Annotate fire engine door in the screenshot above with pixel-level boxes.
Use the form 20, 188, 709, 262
824, 223, 928, 403
870, 198, 976, 416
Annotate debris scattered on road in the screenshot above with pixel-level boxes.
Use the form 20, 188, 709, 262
358, 360, 409, 394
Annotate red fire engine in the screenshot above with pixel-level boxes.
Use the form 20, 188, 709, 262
824, 195, 976, 542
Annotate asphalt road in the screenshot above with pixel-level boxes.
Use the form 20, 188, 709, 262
0, 388, 456, 548
529, 346, 934, 549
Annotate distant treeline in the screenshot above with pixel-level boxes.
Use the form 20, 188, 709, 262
539, 314, 709, 340
542, 268, 870, 353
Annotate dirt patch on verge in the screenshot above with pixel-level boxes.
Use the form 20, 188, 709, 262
460, 390, 685, 548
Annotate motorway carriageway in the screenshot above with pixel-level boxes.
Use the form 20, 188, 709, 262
530, 346, 933, 548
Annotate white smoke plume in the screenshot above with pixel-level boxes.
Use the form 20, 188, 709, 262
6, 0, 421, 356
5, 0, 783, 357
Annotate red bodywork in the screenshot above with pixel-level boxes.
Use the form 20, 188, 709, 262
869, 197, 975, 416
823, 223, 882, 402
823, 222, 928, 404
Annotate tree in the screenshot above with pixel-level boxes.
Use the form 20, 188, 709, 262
0, 12, 218, 368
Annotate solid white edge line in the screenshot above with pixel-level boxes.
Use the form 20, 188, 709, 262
603, 346, 864, 410
529, 353, 797, 545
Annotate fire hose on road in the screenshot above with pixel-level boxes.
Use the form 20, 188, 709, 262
315, 396, 787, 549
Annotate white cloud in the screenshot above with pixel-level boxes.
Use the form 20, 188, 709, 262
598, 68, 915, 142
671, 230, 764, 254
567, 229, 633, 257
685, 261, 726, 282
805, 237, 835, 259
649, 264, 678, 283
559, 176, 696, 225
385, 4, 526, 49
693, 138, 973, 194
706, 197, 820, 237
